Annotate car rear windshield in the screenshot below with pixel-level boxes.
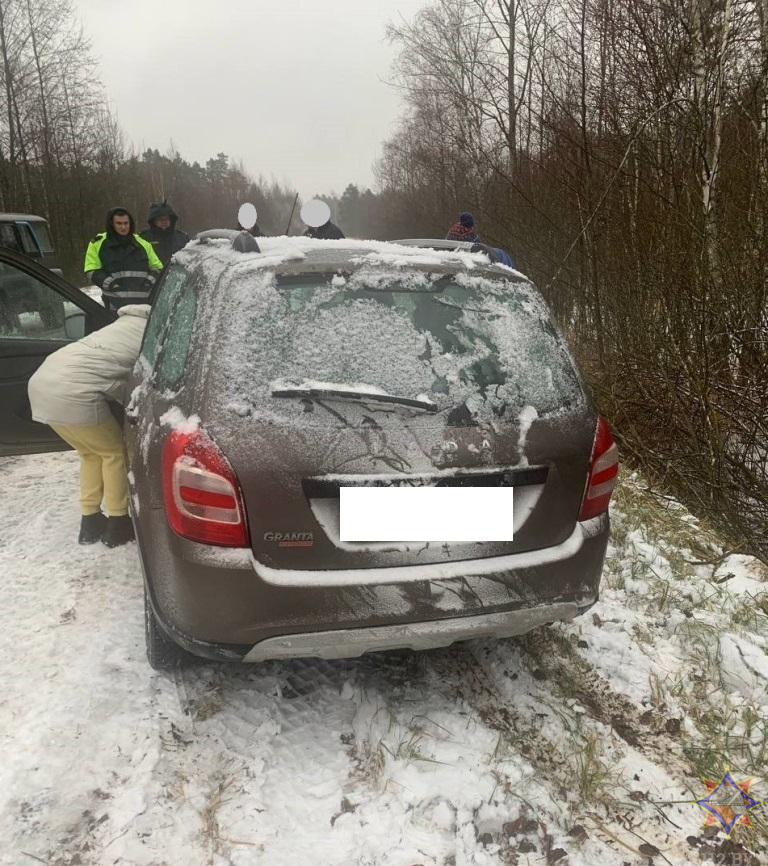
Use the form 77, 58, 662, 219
214, 269, 584, 423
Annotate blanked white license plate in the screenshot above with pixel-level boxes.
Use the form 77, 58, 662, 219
339, 487, 514, 542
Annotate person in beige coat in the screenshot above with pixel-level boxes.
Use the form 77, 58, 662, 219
27, 305, 150, 547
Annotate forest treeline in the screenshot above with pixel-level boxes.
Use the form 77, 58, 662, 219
373, 0, 768, 559
1, 0, 766, 558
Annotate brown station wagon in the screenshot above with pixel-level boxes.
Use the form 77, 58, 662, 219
123, 234, 618, 669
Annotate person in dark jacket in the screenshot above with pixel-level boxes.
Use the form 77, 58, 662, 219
140, 200, 190, 266
445, 211, 481, 242
84, 207, 163, 310
301, 199, 345, 239
304, 219, 345, 240
238, 222, 265, 237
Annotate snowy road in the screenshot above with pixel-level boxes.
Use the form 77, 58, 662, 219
1, 453, 766, 866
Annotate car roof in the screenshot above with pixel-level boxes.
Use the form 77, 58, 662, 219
393, 238, 479, 251
0, 213, 47, 222
184, 234, 524, 280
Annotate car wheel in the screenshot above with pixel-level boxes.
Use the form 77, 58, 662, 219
144, 588, 190, 671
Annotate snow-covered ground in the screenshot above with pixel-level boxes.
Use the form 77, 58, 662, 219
0, 454, 766, 866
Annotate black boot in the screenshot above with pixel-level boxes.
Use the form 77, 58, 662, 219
79, 512, 107, 544
102, 515, 135, 548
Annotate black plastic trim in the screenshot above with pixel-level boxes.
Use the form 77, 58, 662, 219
303, 466, 548, 499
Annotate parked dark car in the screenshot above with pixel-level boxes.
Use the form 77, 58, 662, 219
124, 233, 618, 669
0, 246, 113, 456
0, 213, 62, 274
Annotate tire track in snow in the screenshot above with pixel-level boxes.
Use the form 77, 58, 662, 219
93, 658, 365, 865
0, 455, 162, 866
325, 644, 675, 865
93, 650, 473, 865
517, 627, 698, 779
425, 641, 712, 865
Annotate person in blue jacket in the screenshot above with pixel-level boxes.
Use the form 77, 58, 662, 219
492, 247, 517, 269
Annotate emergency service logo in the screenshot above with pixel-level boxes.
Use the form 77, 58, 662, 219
693, 769, 763, 837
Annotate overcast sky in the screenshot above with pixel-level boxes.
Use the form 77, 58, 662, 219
71, 0, 426, 200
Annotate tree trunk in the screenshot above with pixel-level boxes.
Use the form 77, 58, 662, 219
0, 0, 18, 203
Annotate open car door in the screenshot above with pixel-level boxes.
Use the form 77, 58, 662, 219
0, 247, 114, 456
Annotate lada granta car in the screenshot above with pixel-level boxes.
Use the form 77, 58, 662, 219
124, 234, 618, 669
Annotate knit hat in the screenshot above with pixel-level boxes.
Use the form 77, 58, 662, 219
459, 212, 475, 228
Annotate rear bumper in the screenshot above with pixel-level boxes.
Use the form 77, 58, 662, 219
241, 599, 595, 662
138, 510, 609, 661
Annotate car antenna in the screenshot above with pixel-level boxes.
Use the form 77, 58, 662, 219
284, 193, 299, 236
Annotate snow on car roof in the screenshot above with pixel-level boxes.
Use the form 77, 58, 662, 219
177, 234, 524, 277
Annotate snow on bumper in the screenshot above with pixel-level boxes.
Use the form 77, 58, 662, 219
250, 516, 606, 588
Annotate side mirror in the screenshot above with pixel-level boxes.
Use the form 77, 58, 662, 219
64, 310, 86, 340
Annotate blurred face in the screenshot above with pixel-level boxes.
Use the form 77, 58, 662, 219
112, 214, 131, 236
154, 215, 171, 230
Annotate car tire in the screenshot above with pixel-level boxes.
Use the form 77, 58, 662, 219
144, 588, 190, 671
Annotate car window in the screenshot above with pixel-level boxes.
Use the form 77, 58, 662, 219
0, 263, 78, 340
214, 269, 584, 424
154, 279, 198, 391
140, 264, 188, 369
28, 221, 54, 253
17, 224, 40, 256
0, 224, 20, 253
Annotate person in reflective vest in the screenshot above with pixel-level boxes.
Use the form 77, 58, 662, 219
84, 207, 163, 310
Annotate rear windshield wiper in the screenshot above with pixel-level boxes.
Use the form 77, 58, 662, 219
270, 382, 438, 413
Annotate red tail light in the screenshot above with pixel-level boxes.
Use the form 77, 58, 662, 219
162, 428, 249, 547
578, 416, 619, 522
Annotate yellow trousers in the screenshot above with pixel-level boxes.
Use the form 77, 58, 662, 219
49, 416, 129, 517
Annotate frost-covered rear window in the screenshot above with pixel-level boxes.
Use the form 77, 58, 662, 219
212, 270, 584, 423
